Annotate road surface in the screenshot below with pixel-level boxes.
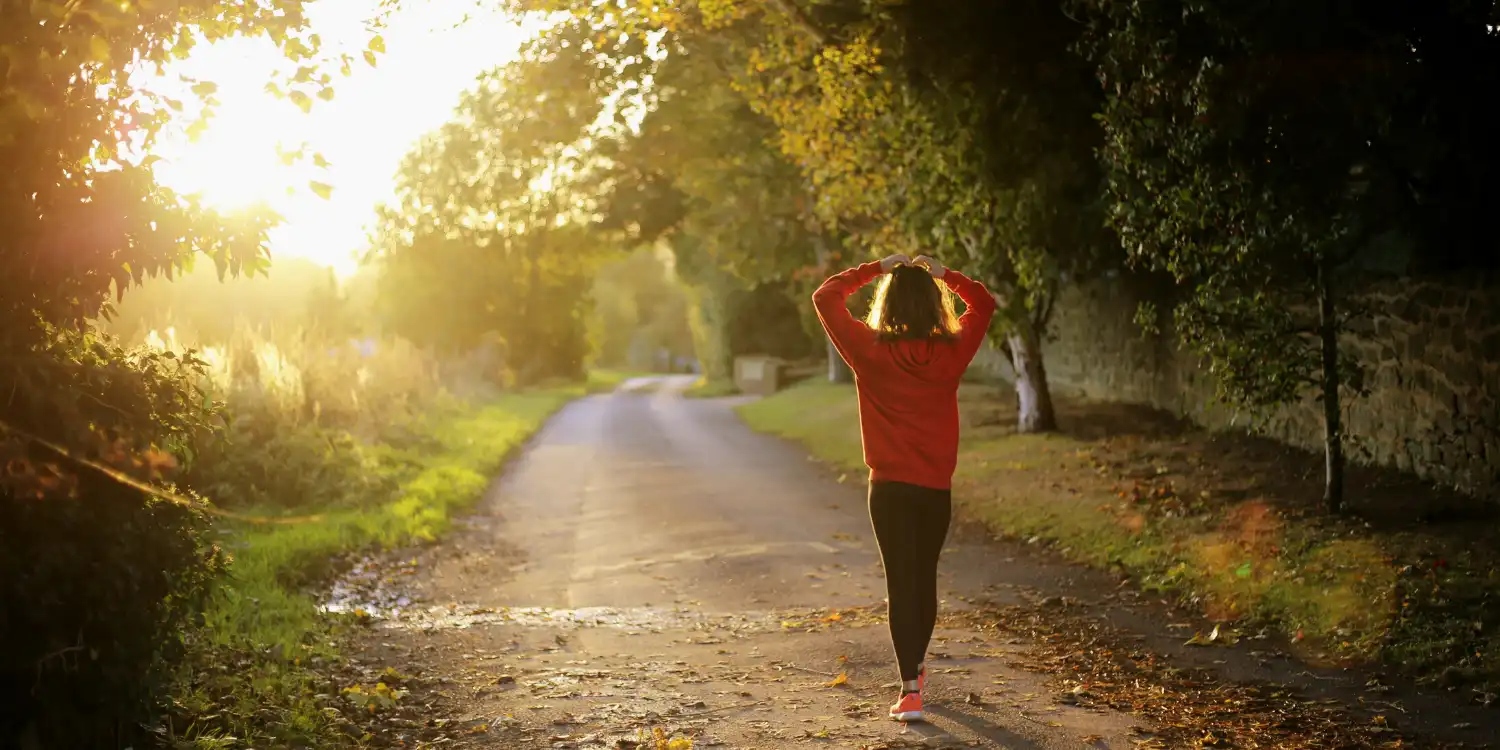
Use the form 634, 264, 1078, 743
347, 376, 1145, 748
342, 376, 1490, 749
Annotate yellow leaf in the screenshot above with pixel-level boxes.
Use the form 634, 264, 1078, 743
824, 672, 848, 687
89, 36, 111, 63
368, 34, 386, 54
309, 181, 334, 199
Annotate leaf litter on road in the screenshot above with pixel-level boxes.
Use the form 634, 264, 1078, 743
945, 601, 1454, 749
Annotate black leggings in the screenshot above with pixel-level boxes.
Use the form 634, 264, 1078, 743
868, 480, 953, 682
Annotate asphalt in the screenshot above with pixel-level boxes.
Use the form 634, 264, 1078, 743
344, 375, 1498, 749
351, 376, 1148, 748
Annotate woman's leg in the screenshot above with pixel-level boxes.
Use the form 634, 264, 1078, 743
911, 490, 952, 673
869, 481, 952, 683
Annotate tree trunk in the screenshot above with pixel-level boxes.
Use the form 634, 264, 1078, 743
1317, 263, 1345, 513
808, 224, 852, 384
827, 339, 853, 383
1006, 313, 1057, 433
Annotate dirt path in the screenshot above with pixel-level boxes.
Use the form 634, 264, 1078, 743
338, 377, 1493, 749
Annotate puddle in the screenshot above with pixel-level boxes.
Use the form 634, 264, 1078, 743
322, 554, 420, 618
321, 555, 780, 632
387, 604, 776, 633
322, 551, 889, 638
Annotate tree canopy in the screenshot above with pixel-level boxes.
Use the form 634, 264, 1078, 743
490, 0, 1117, 431
366, 21, 640, 382
0, 0, 376, 494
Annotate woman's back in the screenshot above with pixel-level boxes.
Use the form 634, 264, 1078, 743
811, 256, 997, 490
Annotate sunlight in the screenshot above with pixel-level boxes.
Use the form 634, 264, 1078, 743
146, 0, 543, 276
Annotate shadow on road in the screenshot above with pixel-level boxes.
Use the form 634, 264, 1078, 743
924, 704, 1051, 749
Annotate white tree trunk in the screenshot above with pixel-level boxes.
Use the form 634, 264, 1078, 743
1006, 314, 1057, 433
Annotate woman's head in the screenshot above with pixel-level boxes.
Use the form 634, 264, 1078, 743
865, 264, 960, 341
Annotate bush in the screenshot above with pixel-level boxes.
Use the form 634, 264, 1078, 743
0, 474, 223, 749
166, 323, 444, 512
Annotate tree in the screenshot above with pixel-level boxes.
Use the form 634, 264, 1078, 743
596, 30, 833, 380
1079, 0, 1500, 511
0, 0, 364, 742
590, 246, 696, 370
367, 21, 631, 383
0, 0, 362, 465
500, 0, 1116, 431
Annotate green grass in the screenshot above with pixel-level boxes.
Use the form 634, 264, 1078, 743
205, 391, 570, 652
169, 389, 575, 747
736, 381, 861, 463
736, 380, 1497, 683
683, 376, 740, 398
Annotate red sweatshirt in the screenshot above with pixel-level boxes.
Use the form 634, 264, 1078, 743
812, 261, 998, 490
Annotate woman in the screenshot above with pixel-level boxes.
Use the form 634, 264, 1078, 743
812, 253, 997, 722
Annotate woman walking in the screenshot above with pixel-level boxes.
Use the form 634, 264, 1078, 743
812, 253, 997, 722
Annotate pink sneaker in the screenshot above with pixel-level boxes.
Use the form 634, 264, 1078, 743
888, 691, 924, 722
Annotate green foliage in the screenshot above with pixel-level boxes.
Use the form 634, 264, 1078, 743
368, 21, 629, 383
591, 247, 696, 370
492, 0, 1116, 430
1082, 0, 1386, 398
724, 283, 819, 362
0, 477, 223, 748
0, 0, 359, 739
1076, 0, 1500, 507
605, 33, 823, 285
164, 392, 574, 748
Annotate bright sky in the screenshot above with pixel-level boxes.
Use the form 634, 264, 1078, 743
149, 0, 540, 277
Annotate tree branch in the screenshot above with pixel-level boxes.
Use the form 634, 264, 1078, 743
766, 0, 831, 46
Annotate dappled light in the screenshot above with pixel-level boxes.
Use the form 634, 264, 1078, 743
4, 0, 1500, 748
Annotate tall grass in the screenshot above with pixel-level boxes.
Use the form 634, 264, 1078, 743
136, 320, 578, 747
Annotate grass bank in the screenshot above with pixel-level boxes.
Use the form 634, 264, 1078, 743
738, 380, 1500, 696
684, 376, 739, 398
169, 389, 576, 747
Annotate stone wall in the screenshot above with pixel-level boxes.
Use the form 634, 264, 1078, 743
976, 271, 1500, 500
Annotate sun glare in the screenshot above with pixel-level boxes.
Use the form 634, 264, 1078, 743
145, 0, 539, 276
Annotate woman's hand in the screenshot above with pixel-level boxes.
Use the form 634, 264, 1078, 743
879, 253, 912, 273
913, 255, 946, 278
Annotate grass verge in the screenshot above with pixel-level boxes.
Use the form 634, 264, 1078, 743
737, 380, 1500, 700
165, 389, 575, 747
683, 376, 740, 398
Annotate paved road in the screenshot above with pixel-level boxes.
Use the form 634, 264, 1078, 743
353, 376, 1146, 748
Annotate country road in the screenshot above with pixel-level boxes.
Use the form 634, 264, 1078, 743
341, 376, 1495, 749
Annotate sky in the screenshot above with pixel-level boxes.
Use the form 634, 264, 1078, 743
149, 0, 539, 277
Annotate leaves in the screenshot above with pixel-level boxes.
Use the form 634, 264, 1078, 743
308, 181, 334, 200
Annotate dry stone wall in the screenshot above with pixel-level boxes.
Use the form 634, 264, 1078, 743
974, 271, 1500, 500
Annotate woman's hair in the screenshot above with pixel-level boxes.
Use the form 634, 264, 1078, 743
864, 264, 961, 341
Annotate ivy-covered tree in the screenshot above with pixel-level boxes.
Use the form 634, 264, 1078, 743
1079, 0, 1500, 511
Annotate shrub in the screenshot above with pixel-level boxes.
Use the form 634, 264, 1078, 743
0, 475, 223, 749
